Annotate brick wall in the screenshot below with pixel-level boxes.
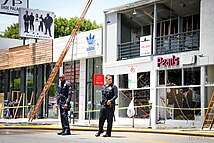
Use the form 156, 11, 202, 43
0, 40, 53, 70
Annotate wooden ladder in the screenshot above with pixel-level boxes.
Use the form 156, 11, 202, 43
28, 0, 93, 122
201, 91, 214, 130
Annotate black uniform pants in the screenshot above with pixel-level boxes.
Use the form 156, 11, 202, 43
98, 106, 114, 136
59, 106, 70, 131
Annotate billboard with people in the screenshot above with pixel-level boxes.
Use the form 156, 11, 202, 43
18, 8, 54, 39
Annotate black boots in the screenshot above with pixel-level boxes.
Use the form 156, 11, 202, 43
95, 132, 101, 137
95, 130, 104, 137
103, 134, 111, 137
57, 130, 64, 135
57, 129, 71, 135
62, 129, 71, 135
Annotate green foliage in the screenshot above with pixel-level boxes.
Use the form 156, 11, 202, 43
27, 80, 33, 87
49, 84, 57, 97
1, 17, 102, 39
13, 78, 20, 89
54, 17, 102, 38
0, 23, 20, 39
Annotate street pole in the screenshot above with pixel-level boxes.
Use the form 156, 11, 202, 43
132, 89, 134, 128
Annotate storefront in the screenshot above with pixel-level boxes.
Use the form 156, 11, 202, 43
103, 0, 214, 128
53, 28, 103, 121
0, 40, 54, 119
0, 28, 103, 121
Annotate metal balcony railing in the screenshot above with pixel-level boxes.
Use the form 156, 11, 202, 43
156, 30, 200, 55
118, 40, 140, 60
117, 30, 200, 60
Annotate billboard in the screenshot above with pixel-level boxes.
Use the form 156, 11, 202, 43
19, 8, 54, 39
0, 0, 28, 15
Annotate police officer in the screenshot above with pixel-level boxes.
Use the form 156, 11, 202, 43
95, 74, 118, 137
56, 74, 73, 135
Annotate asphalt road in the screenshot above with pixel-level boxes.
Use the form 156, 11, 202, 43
0, 129, 213, 143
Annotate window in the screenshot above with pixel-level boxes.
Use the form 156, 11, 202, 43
166, 87, 201, 120
63, 61, 80, 119
157, 68, 201, 120
10, 68, 21, 92
171, 19, 178, 34
0, 71, 4, 93
184, 67, 200, 85
167, 69, 182, 86
64, 61, 80, 84
183, 16, 192, 32
193, 14, 200, 30
85, 57, 102, 120
26, 66, 34, 105
183, 14, 200, 32
119, 74, 128, 88
158, 70, 165, 85
118, 73, 150, 118
137, 72, 150, 88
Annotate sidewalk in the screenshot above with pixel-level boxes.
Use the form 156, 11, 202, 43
0, 118, 213, 137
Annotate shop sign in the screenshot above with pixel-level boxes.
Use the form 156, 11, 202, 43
86, 33, 95, 51
0, 0, 28, 15
140, 35, 152, 56
157, 55, 179, 67
94, 74, 104, 86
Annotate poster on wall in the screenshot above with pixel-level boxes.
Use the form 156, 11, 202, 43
128, 65, 137, 89
0, 0, 28, 15
140, 35, 152, 56
18, 7, 54, 39
94, 74, 104, 86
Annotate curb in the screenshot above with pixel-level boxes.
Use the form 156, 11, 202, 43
0, 125, 213, 137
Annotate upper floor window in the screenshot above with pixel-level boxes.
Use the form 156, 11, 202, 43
156, 13, 200, 55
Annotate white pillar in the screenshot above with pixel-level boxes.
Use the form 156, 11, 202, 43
149, 2, 158, 129
78, 59, 86, 121
153, 3, 157, 55
58, 66, 64, 120
200, 66, 206, 119
150, 69, 157, 128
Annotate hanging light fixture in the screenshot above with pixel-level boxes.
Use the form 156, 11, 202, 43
133, 9, 137, 15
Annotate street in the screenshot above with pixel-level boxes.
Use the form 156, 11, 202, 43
0, 129, 213, 143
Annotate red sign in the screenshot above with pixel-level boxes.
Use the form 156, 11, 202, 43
157, 55, 179, 67
94, 74, 104, 86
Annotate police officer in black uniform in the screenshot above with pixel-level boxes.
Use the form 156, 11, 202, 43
95, 74, 118, 137
56, 74, 73, 135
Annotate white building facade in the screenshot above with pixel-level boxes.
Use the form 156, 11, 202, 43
103, 0, 214, 128
53, 28, 103, 121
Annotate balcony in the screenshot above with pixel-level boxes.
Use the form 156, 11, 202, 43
118, 30, 200, 61
156, 30, 200, 55
118, 40, 140, 60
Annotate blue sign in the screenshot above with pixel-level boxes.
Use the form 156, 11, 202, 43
86, 33, 95, 51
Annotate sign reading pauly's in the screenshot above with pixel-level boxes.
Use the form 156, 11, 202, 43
157, 55, 179, 67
